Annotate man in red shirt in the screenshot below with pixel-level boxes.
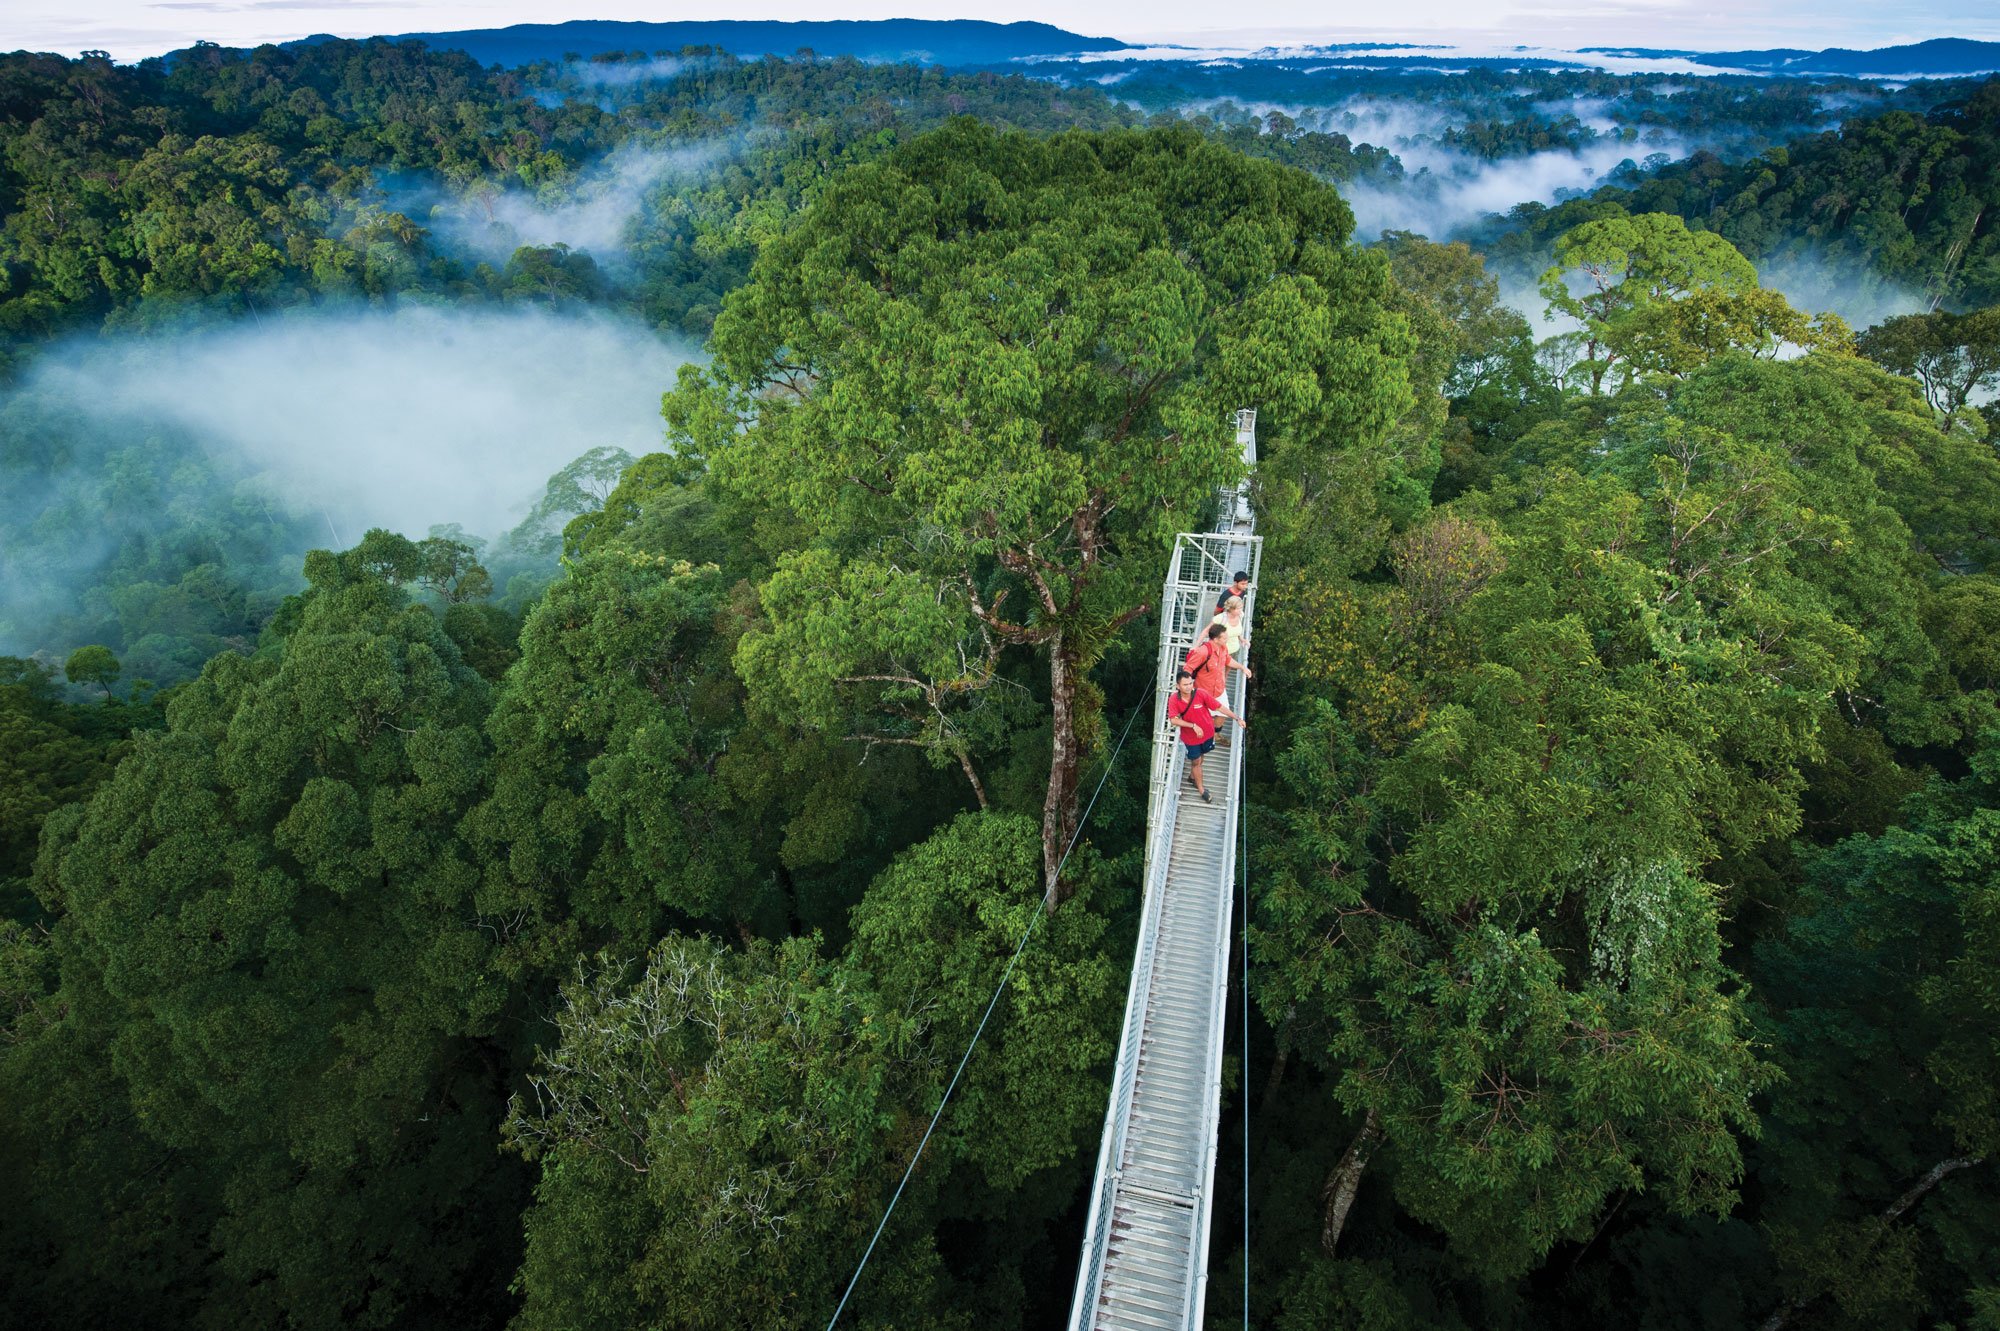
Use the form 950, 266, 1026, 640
1167, 667, 1244, 803
1184, 622, 1237, 702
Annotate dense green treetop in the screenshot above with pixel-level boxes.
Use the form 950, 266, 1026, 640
1751, 736, 2000, 1328
503, 813, 1123, 1330
1476, 78, 2000, 309
9, 532, 521, 1327
3, 88, 1999, 1331
1245, 333, 1999, 1318
674, 118, 1413, 890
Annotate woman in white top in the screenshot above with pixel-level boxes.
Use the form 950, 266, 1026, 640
1210, 595, 1249, 675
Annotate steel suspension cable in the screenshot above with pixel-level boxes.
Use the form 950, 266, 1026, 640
825, 680, 1158, 1331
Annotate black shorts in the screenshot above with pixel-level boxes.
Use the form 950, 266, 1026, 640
1184, 737, 1216, 760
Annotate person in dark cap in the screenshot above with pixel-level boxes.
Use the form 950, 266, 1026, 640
1215, 572, 1251, 614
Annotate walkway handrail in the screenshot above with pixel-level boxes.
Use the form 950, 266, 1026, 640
1067, 409, 1259, 1330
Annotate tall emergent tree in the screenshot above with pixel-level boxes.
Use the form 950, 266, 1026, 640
665, 119, 1412, 898
1539, 212, 1848, 393
61, 645, 119, 698
1856, 306, 2000, 415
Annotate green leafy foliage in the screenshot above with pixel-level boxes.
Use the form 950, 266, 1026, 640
469, 545, 739, 948
0, 656, 163, 923
686, 118, 1412, 888
1478, 81, 2000, 309
505, 813, 1120, 1330
504, 933, 964, 1331
846, 813, 1122, 1190
1537, 212, 1849, 392
6, 537, 522, 1328
1751, 737, 2000, 1328
3, 69, 1999, 1331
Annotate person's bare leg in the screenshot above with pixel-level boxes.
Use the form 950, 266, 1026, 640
1190, 754, 1207, 797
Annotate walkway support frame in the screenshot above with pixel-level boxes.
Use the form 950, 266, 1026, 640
1068, 410, 1259, 1331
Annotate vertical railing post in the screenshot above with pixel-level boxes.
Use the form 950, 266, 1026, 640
1069, 410, 1260, 1331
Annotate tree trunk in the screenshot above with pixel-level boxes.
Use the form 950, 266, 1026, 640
1041, 632, 1084, 911
1320, 1108, 1381, 1256
955, 748, 990, 811
1757, 1154, 1985, 1331
1260, 1002, 1297, 1114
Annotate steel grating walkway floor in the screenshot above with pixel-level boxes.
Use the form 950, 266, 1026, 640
1069, 409, 1261, 1331
1094, 756, 1236, 1329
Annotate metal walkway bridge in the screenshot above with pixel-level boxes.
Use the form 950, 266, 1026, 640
1067, 410, 1262, 1331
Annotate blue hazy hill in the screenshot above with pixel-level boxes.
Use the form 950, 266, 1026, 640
1588, 37, 2000, 76
290, 18, 1129, 68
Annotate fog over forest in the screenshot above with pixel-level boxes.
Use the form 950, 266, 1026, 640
0, 57, 1956, 663
0, 47, 1976, 671
380, 138, 740, 264
1344, 135, 1680, 244
0, 306, 691, 661
1756, 251, 1933, 328
31, 307, 685, 536
1127, 83, 1933, 326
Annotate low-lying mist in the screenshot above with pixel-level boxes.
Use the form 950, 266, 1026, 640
1341, 134, 1676, 243
1173, 92, 1691, 245
526, 54, 728, 109
1755, 252, 1932, 330
31, 305, 690, 537
564, 54, 720, 89
1172, 86, 1859, 256
0, 304, 694, 670
380, 139, 739, 267
1292, 94, 1683, 242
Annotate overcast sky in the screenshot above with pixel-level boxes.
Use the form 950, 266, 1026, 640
7, 0, 1997, 63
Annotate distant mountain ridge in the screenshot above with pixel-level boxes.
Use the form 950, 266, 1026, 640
289, 19, 1130, 68
277, 23, 2000, 81
1584, 37, 2000, 76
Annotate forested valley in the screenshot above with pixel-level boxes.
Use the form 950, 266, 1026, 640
2, 36, 1999, 1331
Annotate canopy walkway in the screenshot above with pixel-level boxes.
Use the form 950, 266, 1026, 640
1067, 410, 1261, 1331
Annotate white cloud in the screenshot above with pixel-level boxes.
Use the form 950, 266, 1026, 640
20, 304, 692, 541
1341, 135, 1673, 242
381, 140, 737, 267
